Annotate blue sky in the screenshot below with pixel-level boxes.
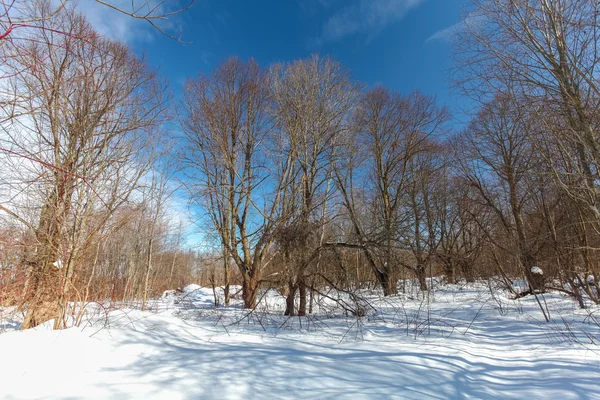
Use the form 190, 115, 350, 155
84, 0, 469, 123
80, 0, 470, 248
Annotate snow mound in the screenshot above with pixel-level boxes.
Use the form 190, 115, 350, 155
512, 279, 529, 294
531, 266, 543, 275
183, 284, 201, 293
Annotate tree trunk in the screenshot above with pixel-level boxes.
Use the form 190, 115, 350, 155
141, 236, 154, 311
521, 252, 544, 293
444, 259, 457, 284
284, 281, 296, 316
308, 279, 315, 314
223, 250, 230, 306
416, 266, 428, 291
375, 268, 397, 296
168, 251, 177, 289
461, 260, 475, 283
242, 270, 260, 309
298, 280, 307, 316
210, 274, 219, 307
22, 186, 69, 329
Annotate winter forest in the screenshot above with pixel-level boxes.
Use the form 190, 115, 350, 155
1, 0, 600, 399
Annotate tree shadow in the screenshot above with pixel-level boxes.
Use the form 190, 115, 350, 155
84, 318, 600, 400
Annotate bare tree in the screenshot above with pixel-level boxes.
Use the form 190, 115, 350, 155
269, 55, 359, 315
141, 168, 175, 311
436, 168, 488, 284
399, 139, 445, 291
0, 7, 168, 328
456, 0, 600, 276
0, 0, 194, 45
453, 94, 546, 292
335, 88, 449, 295
181, 57, 294, 309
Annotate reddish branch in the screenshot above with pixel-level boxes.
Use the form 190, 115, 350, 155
0, 146, 109, 209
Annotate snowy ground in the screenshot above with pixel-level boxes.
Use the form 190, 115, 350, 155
1, 281, 600, 399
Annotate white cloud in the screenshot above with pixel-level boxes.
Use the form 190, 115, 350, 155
318, 0, 424, 44
427, 21, 463, 42
75, 0, 166, 43
426, 12, 484, 43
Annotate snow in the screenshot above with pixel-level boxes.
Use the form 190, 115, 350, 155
1, 281, 600, 399
531, 266, 543, 275
511, 279, 529, 294
183, 283, 201, 293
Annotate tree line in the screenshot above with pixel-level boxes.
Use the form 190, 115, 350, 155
1, 0, 599, 328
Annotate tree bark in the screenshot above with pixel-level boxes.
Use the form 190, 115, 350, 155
223, 249, 230, 306
242, 270, 260, 309
298, 280, 307, 316
284, 281, 296, 316
416, 266, 428, 292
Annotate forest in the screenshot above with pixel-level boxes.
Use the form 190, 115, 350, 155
0, 0, 599, 330
2, 1, 600, 398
